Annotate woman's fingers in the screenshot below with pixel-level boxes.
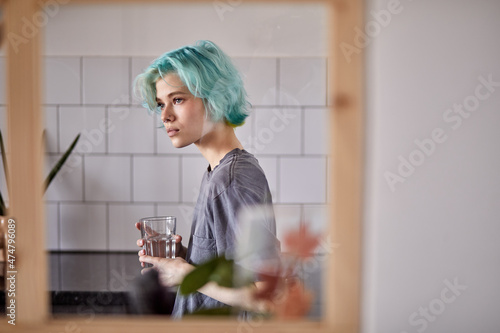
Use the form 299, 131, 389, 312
136, 238, 144, 247
141, 267, 154, 275
135, 222, 141, 230
174, 234, 182, 243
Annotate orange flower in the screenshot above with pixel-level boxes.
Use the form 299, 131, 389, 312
273, 279, 314, 319
283, 223, 321, 259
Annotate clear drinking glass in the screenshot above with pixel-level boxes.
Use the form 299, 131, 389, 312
140, 216, 176, 261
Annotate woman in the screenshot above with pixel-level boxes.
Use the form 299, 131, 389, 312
134, 40, 280, 318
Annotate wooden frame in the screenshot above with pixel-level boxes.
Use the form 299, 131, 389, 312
0, 0, 364, 331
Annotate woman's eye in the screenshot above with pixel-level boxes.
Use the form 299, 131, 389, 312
173, 98, 183, 105
157, 103, 165, 110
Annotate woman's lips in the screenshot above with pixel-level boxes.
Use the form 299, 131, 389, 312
167, 128, 179, 137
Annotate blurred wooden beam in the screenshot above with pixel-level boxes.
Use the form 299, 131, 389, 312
328, 0, 364, 332
4, 0, 48, 324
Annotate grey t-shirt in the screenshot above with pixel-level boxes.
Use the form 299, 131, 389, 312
171, 148, 279, 318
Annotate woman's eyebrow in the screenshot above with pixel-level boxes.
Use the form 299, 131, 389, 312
167, 91, 188, 97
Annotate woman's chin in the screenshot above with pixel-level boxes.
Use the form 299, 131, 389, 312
171, 140, 192, 149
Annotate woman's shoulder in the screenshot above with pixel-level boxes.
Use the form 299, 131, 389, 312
209, 149, 267, 196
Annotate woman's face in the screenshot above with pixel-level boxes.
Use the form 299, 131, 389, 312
156, 73, 214, 148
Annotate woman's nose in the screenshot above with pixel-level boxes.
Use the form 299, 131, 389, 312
161, 107, 174, 123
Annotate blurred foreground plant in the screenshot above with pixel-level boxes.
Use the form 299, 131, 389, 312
179, 223, 320, 318
0, 130, 80, 216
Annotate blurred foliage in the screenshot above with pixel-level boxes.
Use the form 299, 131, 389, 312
0, 130, 80, 216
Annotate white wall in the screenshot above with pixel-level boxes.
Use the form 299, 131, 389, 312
44, 3, 328, 57
363, 0, 500, 332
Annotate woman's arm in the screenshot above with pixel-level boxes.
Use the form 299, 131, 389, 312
138, 255, 270, 313
197, 280, 270, 313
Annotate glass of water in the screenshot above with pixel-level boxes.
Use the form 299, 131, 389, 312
140, 216, 176, 260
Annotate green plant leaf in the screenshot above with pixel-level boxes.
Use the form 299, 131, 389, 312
0, 191, 6, 216
187, 306, 234, 316
44, 133, 80, 191
179, 256, 220, 295
0, 131, 8, 190
180, 256, 237, 296
0, 130, 8, 215
209, 258, 234, 288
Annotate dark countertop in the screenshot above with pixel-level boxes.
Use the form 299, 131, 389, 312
1, 252, 176, 315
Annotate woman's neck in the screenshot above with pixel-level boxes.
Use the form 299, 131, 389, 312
195, 122, 243, 170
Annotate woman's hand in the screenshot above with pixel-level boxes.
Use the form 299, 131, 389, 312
135, 222, 188, 260
139, 256, 194, 287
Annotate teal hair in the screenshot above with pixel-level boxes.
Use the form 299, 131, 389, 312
134, 40, 250, 127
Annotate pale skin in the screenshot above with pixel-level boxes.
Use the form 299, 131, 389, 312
136, 73, 268, 312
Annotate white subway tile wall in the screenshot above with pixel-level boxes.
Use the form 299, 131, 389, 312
44, 57, 81, 105
131, 57, 155, 105
233, 57, 278, 106
59, 203, 107, 250
304, 107, 330, 155
82, 57, 130, 105
59, 106, 106, 153
108, 107, 156, 154
133, 156, 180, 202
279, 156, 327, 204
45, 203, 59, 251
181, 156, 208, 203
108, 203, 155, 251
44, 106, 59, 153
84, 155, 131, 202
279, 58, 327, 106
253, 108, 302, 155
40, 56, 330, 251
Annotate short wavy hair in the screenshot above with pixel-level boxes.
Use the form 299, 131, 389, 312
134, 40, 250, 127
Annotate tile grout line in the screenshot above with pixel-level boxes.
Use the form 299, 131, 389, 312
324, 156, 328, 205
106, 202, 110, 251
178, 156, 183, 203
57, 202, 61, 251
81, 154, 86, 202
128, 57, 132, 105
325, 57, 329, 106
276, 58, 280, 106
301, 107, 305, 156
130, 155, 134, 203
56, 105, 61, 154
80, 56, 83, 105
276, 156, 281, 203
105, 106, 109, 154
